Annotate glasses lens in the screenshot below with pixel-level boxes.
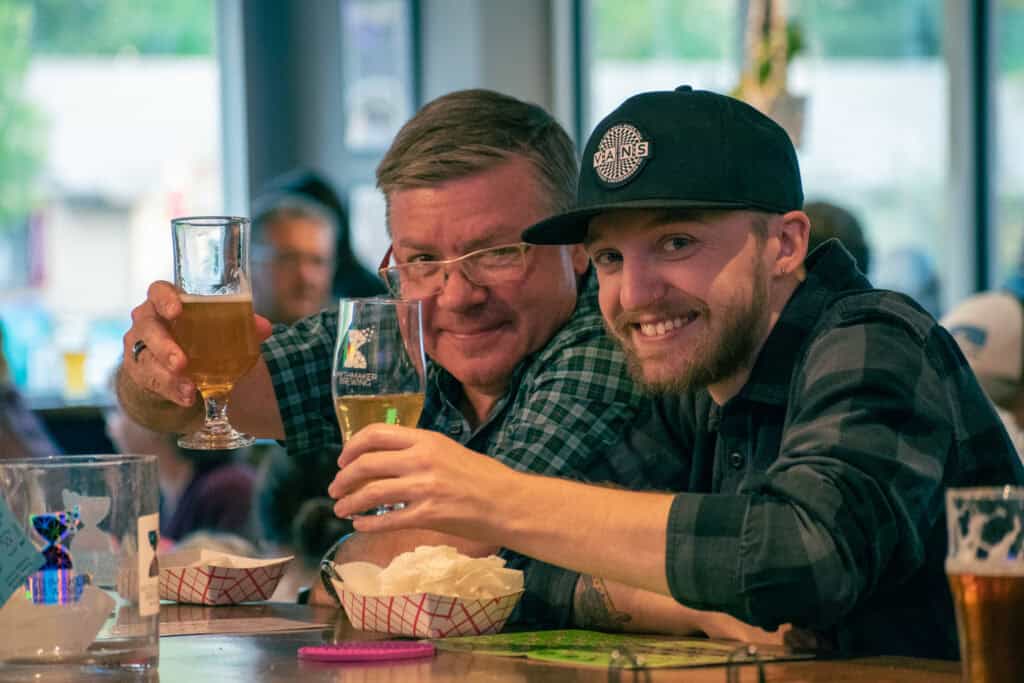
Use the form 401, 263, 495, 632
463, 245, 527, 285
391, 263, 443, 298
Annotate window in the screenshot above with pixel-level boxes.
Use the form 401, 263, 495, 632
0, 0, 222, 398
997, 0, 1024, 280
586, 0, 969, 317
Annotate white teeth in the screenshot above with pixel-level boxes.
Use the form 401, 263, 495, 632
637, 316, 690, 337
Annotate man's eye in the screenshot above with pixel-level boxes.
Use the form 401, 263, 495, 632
406, 254, 437, 263
662, 237, 693, 252
591, 251, 621, 267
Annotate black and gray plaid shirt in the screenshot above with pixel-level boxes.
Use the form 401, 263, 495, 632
522, 241, 1024, 658
262, 269, 645, 478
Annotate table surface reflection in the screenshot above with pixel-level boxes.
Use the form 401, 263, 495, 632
151, 603, 961, 683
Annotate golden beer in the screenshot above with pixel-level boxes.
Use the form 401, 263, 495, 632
62, 349, 88, 398
947, 560, 1024, 683
333, 392, 425, 441
171, 294, 260, 397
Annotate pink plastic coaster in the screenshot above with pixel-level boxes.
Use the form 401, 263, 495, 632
298, 641, 435, 662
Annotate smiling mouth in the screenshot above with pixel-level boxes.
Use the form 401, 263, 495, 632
633, 312, 699, 338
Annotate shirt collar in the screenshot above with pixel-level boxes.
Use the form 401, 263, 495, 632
428, 267, 599, 411
734, 240, 871, 406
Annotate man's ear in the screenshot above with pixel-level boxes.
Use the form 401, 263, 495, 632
569, 243, 590, 276
773, 210, 810, 277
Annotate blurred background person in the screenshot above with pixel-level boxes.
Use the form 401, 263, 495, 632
873, 246, 943, 318
0, 324, 60, 459
251, 168, 384, 325
104, 400, 257, 545
804, 200, 872, 276
941, 290, 1024, 460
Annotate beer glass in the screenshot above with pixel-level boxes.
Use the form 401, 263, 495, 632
332, 298, 426, 515
946, 486, 1024, 683
171, 216, 260, 449
0, 455, 159, 675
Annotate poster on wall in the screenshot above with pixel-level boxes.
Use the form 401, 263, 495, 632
341, 0, 414, 151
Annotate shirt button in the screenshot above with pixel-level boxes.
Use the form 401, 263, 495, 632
446, 424, 463, 437
728, 451, 745, 469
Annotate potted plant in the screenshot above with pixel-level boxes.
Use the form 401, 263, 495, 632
732, 0, 806, 146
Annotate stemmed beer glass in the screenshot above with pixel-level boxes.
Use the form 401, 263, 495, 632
332, 298, 426, 515
171, 216, 261, 449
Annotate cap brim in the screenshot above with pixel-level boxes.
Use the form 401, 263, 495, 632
522, 198, 763, 244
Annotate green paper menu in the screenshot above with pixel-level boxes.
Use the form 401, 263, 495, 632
431, 629, 814, 669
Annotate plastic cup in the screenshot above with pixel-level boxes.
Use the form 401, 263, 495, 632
0, 455, 160, 676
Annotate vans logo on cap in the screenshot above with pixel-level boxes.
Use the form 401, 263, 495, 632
592, 123, 651, 186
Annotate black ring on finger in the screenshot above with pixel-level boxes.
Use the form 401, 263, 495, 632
131, 339, 148, 363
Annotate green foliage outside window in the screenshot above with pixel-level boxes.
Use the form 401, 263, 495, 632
0, 0, 44, 231
31, 0, 214, 56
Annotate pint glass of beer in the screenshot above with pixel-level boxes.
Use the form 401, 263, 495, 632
946, 486, 1024, 683
170, 216, 260, 449
332, 298, 425, 515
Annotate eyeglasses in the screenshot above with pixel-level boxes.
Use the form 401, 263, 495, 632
377, 242, 532, 299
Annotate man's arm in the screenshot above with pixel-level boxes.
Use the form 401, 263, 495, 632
572, 575, 784, 644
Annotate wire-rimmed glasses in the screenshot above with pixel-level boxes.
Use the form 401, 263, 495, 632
378, 242, 531, 299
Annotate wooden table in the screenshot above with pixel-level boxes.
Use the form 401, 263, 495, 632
152, 603, 961, 682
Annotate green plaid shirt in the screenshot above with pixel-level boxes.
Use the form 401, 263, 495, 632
524, 242, 1024, 657
262, 268, 646, 480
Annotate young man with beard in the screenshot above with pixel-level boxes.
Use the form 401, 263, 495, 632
327, 86, 1024, 658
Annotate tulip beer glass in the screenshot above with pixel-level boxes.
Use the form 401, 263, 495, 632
171, 216, 260, 449
946, 486, 1024, 683
332, 298, 426, 515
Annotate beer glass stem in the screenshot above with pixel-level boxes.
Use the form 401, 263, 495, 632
202, 393, 232, 434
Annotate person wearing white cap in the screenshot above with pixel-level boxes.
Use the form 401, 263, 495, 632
942, 290, 1024, 459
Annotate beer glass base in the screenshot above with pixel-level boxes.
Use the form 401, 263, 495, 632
177, 428, 254, 450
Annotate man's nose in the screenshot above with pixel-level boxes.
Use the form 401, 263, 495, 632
618, 259, 665, 311
435, 264, 486, 309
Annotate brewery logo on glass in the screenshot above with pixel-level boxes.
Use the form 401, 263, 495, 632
592, 123, 651, 186
339, 329, 378, 387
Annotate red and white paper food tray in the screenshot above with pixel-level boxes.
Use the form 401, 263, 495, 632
159, 549, 293, 605
333, 580, 523, 638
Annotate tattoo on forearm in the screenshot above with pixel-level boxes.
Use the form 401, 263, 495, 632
573, 575, 632, 631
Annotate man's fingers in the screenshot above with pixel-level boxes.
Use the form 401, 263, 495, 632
146, 280, 182, 319
124, 295, 194, 405
332, 477, 415, 521
338, 424, 421, 467
254, 314, 273, 341
329, 449, 414, 498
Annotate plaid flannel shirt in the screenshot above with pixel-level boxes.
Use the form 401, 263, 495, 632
525, 241, 1024, 658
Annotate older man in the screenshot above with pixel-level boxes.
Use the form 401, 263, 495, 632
327, 86, 1024, 657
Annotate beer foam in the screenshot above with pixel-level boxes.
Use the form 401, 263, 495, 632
179, 293, 252, 303
948, 501, 1024, 572
946, 557, 1024, 576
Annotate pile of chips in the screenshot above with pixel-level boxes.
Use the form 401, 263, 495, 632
337, 545, 523, 599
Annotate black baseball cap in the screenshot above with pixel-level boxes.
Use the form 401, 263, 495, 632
523, 85, 803, 244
